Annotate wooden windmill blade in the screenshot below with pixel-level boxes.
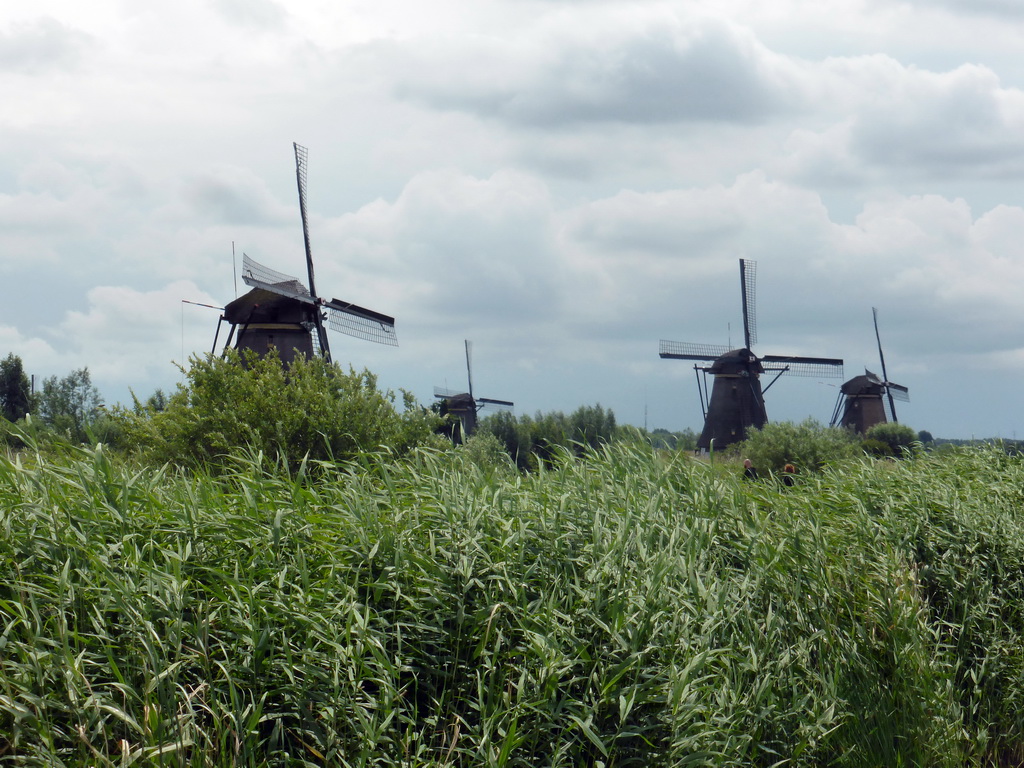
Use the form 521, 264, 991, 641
241, 253, 311, 299
659, 340, 731, 361
761, 354, 844, 378
740, 258, 757, 350
873, 307, 908, 421
887, 383, 910, 402
476, 397, 514, 410
323, 298, 397, 346
291, 143, 333, 360
466, 340, 514, 412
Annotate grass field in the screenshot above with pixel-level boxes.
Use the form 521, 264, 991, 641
1, 440, 1022, 766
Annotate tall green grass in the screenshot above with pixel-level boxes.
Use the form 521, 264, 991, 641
0, 439, 1021, 766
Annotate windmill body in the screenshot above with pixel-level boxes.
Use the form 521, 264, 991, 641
831, 309, 908, 433
660, 259, 843, 452
214, 143, 397, 363
698, 348, 768, 448
435, 340, 513, 445
222, 285, 316, 365
834, 372, 889, 433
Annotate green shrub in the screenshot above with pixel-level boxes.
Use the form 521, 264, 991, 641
118, 350, 444, 471
866, 422, 919, 457
739, 418, 860, 475
458, 430, 517, 475
861, 437, 894, 457
480, 404, 618, 470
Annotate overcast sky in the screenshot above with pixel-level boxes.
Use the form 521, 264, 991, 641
3, 0, 1024, 439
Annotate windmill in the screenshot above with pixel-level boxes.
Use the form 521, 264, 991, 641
660, 259, 844, 452
830, 307, 909, 433
434, 340, 514, 444
212, 143, 397, 364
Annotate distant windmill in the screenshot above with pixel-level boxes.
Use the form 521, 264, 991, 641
830, 307, 909, 433
660, 259, 844, 452
213, 143, 397, 364
434, 340, 514, 444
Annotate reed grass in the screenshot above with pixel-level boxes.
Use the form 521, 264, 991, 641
0, 439, 1021, 766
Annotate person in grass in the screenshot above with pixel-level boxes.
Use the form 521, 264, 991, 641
742, 458, 758, 481
781, 463, 797, 487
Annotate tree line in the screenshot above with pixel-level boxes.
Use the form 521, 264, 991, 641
0, 353, 104, 443
1, 349, 930, 475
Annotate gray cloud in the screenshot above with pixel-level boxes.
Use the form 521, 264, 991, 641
183, 167, 293, 226
898, 0, 1024, 19
392, 18, 802, 126
848, 65, 1024, 176
0, 17, 92, 74
209, 0, 288, 29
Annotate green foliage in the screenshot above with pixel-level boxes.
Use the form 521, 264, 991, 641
917, 429, 934, 444
457, 430, 517, 476
119, 351, 444, 471
866, 422, 919, 457
34, 367, 104, 443
861, 437, 893, 458
647, 426, 699, 451
739, 418, 861, 475
0, 353, 32, 422
480, 403, 618, 470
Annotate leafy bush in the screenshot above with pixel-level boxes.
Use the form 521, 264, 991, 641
118, 350, 444, 471
647, 426, 699, 451
457, 431, 517, 475
861, 437, 893, 458
739, 418, 860, 475
866, 422, 919, 457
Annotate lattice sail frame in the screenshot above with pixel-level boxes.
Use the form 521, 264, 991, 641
740, 258, 757, 348
761, 354, 844, 379
241, 253, 310, 299
659, 340, 731, 361
324, 303, 397, 346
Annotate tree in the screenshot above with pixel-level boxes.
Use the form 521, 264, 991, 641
568, 403, 616, 451
36, 367, 103, 442
0, 353, 32, 422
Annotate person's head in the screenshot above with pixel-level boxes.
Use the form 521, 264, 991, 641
743, 459, 753, 468
784, 463, 796, 473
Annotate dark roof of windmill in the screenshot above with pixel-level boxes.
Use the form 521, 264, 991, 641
840, 372, 885, 396
443, 392, 476, 411
224, 286, 314, 325
709, 348, 764, 376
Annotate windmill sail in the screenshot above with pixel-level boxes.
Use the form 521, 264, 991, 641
292, 143, 332, 359
740, 258, 757, 350
659, 340, 732, 361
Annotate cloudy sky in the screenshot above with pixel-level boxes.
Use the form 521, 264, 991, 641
3, 0, 1024, 439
